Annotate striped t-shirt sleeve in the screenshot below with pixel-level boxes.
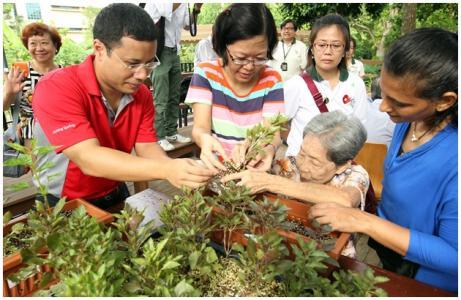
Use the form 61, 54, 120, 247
261, 69, 285, 118
185, 64, 212, 106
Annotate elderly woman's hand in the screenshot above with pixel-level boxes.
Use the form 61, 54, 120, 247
231, 142, 276, 172
309, 202, 366, 233
221, 169, 273, 194
198, 133, 229, 172
247, 143, 276, 172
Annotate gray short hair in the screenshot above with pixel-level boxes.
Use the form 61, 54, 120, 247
303, 111, 367, 165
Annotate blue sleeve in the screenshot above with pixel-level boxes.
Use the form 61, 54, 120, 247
405, 172, 458, 275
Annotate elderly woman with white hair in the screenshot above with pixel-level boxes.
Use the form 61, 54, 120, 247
222, 111, 369, 257
223, 110, 369, 209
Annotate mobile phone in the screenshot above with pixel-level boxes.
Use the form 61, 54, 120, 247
13, 62, 29, 78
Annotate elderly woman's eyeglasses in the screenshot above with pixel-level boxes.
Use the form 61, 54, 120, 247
227, 49, 268, 66
111, 51, 161, 73
313, 42, 344, 53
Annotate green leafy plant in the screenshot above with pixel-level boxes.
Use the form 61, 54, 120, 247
208, 114, 289, 193
159, 188, 221, 293
3, 139, 67, 263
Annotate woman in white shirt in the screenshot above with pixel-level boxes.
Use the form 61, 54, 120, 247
284, 14, 368, 157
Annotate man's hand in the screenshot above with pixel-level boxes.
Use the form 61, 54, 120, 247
165, 158, 216, 188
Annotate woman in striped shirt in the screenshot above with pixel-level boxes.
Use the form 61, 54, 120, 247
185, 4, 285, 172
3, 22, 62, 148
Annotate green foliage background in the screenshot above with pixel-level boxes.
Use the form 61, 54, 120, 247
3, 3, 457, 67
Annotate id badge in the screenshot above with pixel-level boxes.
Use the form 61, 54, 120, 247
281, 62, 288, 71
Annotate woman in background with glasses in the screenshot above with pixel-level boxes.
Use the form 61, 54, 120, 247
185, 3, 285, 172
283, 14, 368, 157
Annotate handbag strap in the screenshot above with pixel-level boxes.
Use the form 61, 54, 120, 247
301, 73, 329, 113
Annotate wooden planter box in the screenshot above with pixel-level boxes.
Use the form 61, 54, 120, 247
3, 198, 114, 297
210, 193, 350, 261
263, 193, 351, 260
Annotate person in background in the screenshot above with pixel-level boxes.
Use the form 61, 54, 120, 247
268, 19, 307, 81
310, 28, 458, 293
365, 76, 395, 146
185, 3, 284, 172
346, 37, 365, 78
194, 35, 217, 67
223, 111, 369, 258
3, 22, 62, 148
283, 14, 368, 157
145, 3, 202, 151
32, 3, 214, 209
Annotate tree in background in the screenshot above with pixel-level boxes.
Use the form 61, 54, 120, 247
279, 3, 457, 60
401, 4, 417, 35
197, 3, 225, 25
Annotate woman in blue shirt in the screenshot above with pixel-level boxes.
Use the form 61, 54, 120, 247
309, 28, 457, 293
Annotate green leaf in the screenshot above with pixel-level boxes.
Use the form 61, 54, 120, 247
47, 232, 62, 250
160, 260, 180, 271
3, 154, 31, 166
189, 251, 200, 269
39, 272, 53, 288
256, 249, 265, 260
19, 248, 36, 264
124, 280, 142, 293
323, 256, 340, 268
35, 200, 45, 212
174, 279, 196, 296
36, 161, 56, 172
52, 197, 66, 217
132, 258, 146, 266
34, 145, 57, 156
3, 211, 12, 224
374, 275, 390, 284
204, 246, 218, 263
5, 181, 31, 192
6, 141, 27, 152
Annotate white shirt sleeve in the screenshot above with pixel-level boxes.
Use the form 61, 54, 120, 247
299, 41, 308, 71
284, 75, 320, 157
145, 3, 172, 23
284, 75, 303, 119
194, 40, 207, 66
352, 76, 368, 126
358, 60, 365, 77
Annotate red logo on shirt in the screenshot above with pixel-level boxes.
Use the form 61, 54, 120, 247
343, 94, 351, 104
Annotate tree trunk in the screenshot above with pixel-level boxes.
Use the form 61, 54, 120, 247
401, 3, 417, 35
376, 6, 399, 59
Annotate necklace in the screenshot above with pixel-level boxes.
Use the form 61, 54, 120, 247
411, 122, 432, 142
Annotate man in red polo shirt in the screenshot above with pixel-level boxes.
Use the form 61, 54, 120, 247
32, 3, 215, 209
